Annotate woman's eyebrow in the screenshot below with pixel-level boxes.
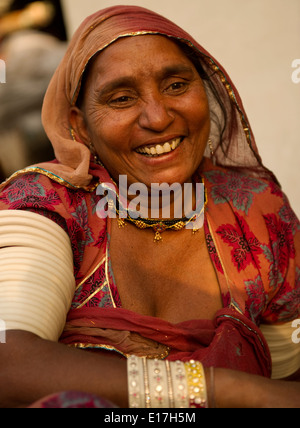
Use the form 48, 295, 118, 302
96, 77, 137, 97
160, 64, 195, 78
96, 64, 195, 96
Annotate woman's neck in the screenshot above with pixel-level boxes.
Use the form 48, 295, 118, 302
118, 180, 200, 221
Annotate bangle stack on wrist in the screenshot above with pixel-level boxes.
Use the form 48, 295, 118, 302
127, 356, 209, 409
185, 360, 208, 408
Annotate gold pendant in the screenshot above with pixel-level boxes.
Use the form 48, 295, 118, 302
153, 223, 166, 243
117, 218, 126, 228
154, 230, 163, 242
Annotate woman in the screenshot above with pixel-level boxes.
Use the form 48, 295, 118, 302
0, 5, 299, 408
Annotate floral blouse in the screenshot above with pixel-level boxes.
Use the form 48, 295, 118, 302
0, 158, 299, 330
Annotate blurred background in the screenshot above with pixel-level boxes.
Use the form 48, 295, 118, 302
0, 0, 66, 180
0, 0, 299, 217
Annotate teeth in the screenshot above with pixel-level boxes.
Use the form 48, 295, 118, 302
156, 145, 164, 155
136, 138, 182, 156
163, 142, 172, 153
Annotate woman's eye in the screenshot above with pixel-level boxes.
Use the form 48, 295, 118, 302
166, 81, 188, 94
111, 96, 129, 104
171, 82, 184, 89
108, 95, 135, 107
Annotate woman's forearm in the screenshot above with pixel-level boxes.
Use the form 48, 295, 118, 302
0, 330, 128, 408
213, 368, 300, 408
2, 331, 299, 409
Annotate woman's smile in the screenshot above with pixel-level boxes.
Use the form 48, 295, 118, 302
135, 136, 183, 157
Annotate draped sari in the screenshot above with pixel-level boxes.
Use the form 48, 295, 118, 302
0, 6, 299, 380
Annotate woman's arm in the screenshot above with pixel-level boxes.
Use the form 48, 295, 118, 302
212, 368, 300, 408
0, 330, 128, 408
2, 331, 299, 409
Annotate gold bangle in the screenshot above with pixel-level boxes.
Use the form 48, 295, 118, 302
185, 360, 208, 408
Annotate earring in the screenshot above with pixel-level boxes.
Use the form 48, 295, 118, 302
70, 127, 77, 142
208, 139, 214, 157
89, 141, 104, 166
70, 127, 103, 166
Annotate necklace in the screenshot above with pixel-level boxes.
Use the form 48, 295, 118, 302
113, 181, 207, 242
117, 212, 204, 242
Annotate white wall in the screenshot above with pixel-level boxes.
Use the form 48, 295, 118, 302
61, 0, 300, 217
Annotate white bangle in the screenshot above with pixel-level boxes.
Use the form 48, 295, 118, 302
147, 359, 169, 408
0, 210, 75, 341
127, 355, 146, 408
169, 360, 189, 408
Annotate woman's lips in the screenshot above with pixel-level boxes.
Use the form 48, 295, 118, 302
135, 137, 183, 157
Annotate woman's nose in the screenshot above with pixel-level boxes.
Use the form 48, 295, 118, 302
138, 95, 174, 132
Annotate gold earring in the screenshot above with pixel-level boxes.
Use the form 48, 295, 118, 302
70, 127, 77, 142
89, 141, 103, 166
208, 139, 214, 157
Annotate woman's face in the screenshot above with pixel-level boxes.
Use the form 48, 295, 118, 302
71, 35, 210, 189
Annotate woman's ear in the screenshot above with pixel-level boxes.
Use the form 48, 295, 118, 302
69, 106, 90, 146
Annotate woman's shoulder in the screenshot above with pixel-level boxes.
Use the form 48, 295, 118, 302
0, 168, 108, 280
1, 167, 95, 200
201, 158, 295, 220
0, 167, 100, 223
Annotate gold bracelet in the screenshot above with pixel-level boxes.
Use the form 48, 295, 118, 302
185, 360, 208, 408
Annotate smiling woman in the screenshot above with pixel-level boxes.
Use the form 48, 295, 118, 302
0, 5, 299, 409
70, 36, 210, 193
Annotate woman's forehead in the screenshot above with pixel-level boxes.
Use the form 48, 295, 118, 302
86, 35, 196, 81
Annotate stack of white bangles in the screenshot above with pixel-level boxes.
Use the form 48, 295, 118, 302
260, 323, 300, 380
0, 210, 75, 341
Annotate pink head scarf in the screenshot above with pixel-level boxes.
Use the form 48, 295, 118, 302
38, 5, 274, 188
